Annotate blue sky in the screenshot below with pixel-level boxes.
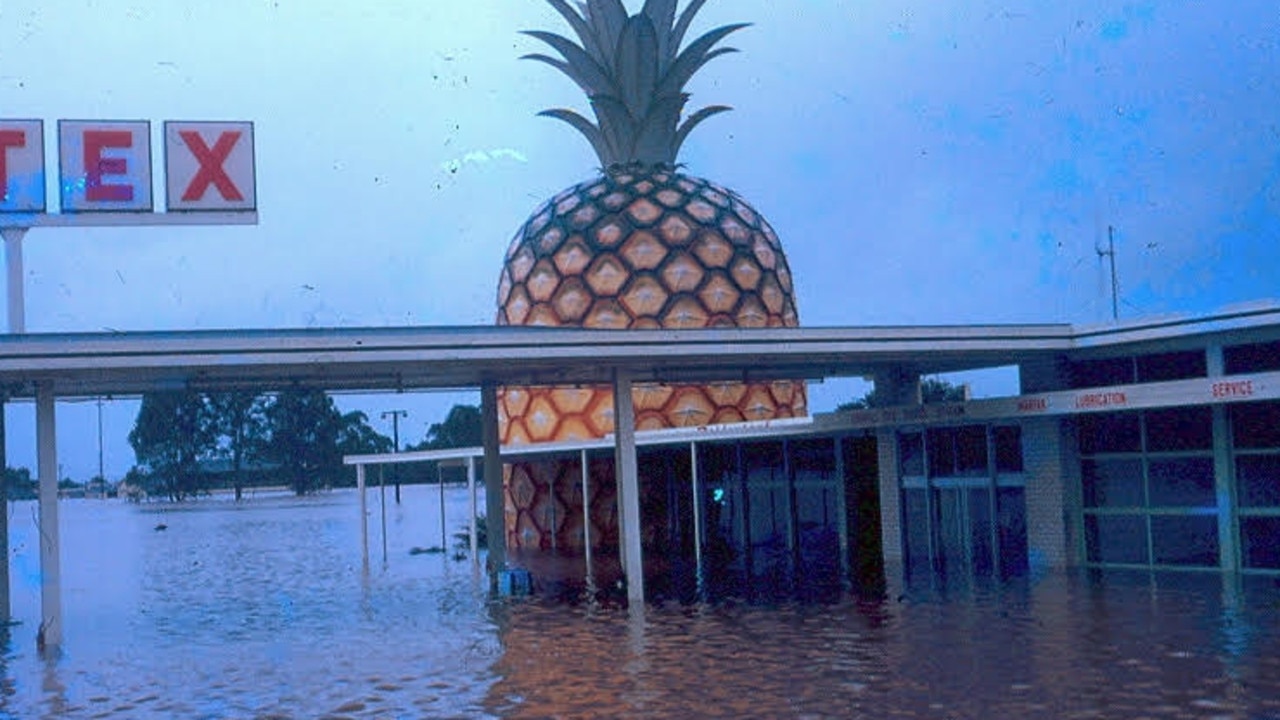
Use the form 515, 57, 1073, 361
0, 0, 1277, 480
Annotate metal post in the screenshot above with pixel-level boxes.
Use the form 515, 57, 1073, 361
0, 394, 9, 624
1108, 226, 1119, 321
467, 456, 478, 565
95, 397, 104, 491
2, 228, 26, 334
613, 369, 644, 605
690, 441, 703, 591
357, 464, 368, 574
481, 382, 505, 571
381, 410, 406, 504
581, 449, 593, 591
36, 383, 60, 649
378, 465, 387, 566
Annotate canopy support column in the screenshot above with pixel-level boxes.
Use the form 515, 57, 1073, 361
36, 383, 60, 650
481, 382, 505, 572
613, 369, 643, 605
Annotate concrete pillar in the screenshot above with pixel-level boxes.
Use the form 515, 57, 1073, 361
1021, 416, 1078, 570
874, 431, 902, 563
873, 367, 921, 407
1206, 344, 1240, 571
612, 370, 644, 605
481, 382, 505, 571
871, 367, 919, 567
36, 383, 60, 649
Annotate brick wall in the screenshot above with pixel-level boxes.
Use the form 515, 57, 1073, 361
1021, 416, 1081, 570
876, 428, 903, 562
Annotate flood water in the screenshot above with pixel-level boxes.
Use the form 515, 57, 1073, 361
1, 484, 1278, 719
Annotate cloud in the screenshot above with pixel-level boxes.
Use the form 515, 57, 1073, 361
439, 148, 529, 174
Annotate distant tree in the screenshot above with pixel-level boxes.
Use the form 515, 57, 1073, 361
838, 377, 968, 411
128, 391, 218, 501
413, 404, 482, 450
4, 466, 35, 501
403, 404, 484, 486
264, 388, 344, 495
208, 391, 271, 501
335, 410, 392, 486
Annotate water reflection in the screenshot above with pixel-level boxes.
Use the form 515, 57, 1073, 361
0, 489, 1276, 718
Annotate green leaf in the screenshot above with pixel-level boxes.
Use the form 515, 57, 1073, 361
537, 108, 613, 164
521, 30, 615, 94
595, 0, 629, 52
615, 14, 660, 118
671, 0, 710, 54
545, 0, 608, 65
590, 94, 636, 164
656, 23, 747, 96
673, 104, 731, 157
641, 0, 678, 66
521, 53, 592, 93
632, 92, 687, 164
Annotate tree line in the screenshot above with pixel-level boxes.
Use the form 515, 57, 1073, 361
126, 389, 482, 501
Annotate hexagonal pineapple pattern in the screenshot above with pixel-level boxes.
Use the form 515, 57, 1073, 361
496, 170, 806, 549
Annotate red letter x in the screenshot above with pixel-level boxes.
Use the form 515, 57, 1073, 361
0, 130, 25, 192
181, 131, 243, 202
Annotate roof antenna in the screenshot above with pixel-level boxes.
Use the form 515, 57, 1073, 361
1096, 225, 1118, 321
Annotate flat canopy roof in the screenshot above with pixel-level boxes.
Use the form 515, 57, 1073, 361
0, 302, 1275, 398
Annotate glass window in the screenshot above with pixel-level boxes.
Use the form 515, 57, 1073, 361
1231, 402, 1280, 450
1069, 356, 1134, 389
928, 425, 988, 477
994, 426, 1023, 473
1150, 515, 1219, 567
744, 441, 785, 483
1147, 457, 1216, 508
1236, 454, 1280, 507
790, 438, 835, 482
1078, 412, 1142, 454
1240, 517, 1280, 570
1136, 350, 1207, 383
898, 432, 924, 477
997, 488, 1029, 578
1224, 340, 1280, 375
1085, 514, 1149, 565
748, 484, 788, 547
1144, 407, 1214, 452
699, 442, 739, 486
902, 489, 932, 576
1082, 459, 1145, 508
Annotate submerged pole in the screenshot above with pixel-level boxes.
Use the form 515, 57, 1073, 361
467, 456, 478, 564
613, 369, 643, 605
0, 394, 8, 625
481, 383, 505, 572
357, 464, 368, 574
379, 465, 387, 566
36, 383, 60, 650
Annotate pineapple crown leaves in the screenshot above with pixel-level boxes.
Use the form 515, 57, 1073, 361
522, 0, 747, 170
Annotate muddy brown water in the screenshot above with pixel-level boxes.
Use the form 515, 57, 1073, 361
1, 486, 1277, 718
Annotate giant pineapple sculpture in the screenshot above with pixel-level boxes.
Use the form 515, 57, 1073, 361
498, 0, 806, 551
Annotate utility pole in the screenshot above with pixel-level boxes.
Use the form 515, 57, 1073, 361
96, 397, 105, 498
1096, 225, 1119, 321
381, 410, 407, 504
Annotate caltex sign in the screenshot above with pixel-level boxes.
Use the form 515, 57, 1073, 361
0, 119, 256, 214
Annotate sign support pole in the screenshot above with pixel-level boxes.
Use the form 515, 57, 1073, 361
2, 228, 25, 334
